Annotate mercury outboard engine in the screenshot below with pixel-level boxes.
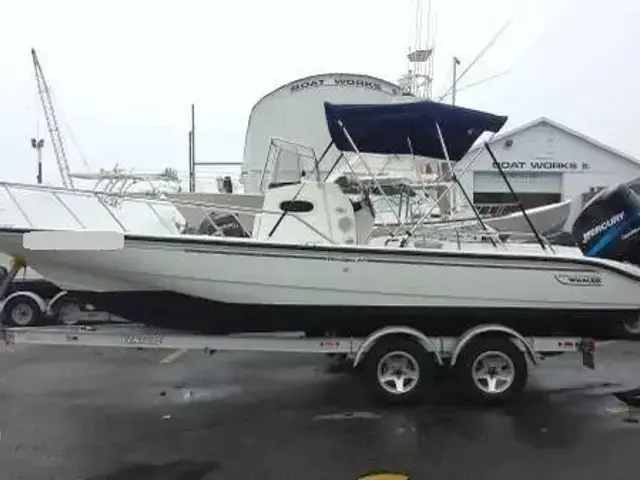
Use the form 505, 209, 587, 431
571, 181, 640, 265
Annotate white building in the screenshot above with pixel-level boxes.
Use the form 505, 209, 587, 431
241, 73, 409, 194
456, 117, 640, 212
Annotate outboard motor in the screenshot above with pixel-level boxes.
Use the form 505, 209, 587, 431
571, 182, 640, 265
197, 211, 250, 238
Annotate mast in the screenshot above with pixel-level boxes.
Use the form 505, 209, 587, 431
31, 48, 74, 189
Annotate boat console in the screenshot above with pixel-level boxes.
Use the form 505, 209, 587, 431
252, 181, 375, 245
572, 181, 640, 266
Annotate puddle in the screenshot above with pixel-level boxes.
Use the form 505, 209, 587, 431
313, 411, 382, 421
156, 385, 243, 404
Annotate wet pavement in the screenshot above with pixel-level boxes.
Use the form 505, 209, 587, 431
0, 341, 639, 480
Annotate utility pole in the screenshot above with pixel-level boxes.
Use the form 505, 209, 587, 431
452, 56, 461, 105
188, 104, 196, 193
30, 137, 45, 184
186, 103, 243, 193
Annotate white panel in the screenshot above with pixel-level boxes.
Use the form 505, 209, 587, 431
473, 171, 562, 193
0, 184, 183, 235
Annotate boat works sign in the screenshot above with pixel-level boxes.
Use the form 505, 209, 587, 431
491, 160, 591, 171
289, 76, 402, 96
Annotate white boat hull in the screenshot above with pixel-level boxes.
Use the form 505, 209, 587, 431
1, 228, 639, 338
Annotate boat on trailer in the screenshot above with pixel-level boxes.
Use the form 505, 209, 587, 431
0, 99, 639, 340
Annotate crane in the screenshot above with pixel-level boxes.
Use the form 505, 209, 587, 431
31, 48, 74, 189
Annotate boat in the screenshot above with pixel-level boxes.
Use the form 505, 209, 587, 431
325, 160, 576, 245
0, 99, 639, 340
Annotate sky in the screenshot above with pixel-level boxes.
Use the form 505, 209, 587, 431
0, 0, 637, 191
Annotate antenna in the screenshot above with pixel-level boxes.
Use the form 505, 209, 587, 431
399, 0, 434, 98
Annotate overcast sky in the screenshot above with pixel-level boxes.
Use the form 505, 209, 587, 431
0, 0, 636, 190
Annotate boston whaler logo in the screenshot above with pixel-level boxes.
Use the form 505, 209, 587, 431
582, 211, 625, 244
554, 273, 603, 286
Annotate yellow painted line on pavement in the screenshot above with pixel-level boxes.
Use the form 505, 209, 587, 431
159, 349, 188, 364
358, 473, 409, 480
606, 404, 630, 414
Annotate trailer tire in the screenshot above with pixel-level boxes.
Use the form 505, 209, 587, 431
455, 337, 528, 405
53, 297, 84, 325
3, 296, 42, 327
362, 337, 435, 405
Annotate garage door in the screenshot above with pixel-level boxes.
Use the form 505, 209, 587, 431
473, 171, 563, 212
473, 171, 563, 194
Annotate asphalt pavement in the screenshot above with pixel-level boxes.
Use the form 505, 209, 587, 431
0, 341, 639, 480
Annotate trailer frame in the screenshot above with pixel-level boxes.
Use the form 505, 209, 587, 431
0, 320, 597, 405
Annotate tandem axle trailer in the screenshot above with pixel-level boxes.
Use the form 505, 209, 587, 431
0, 321, 596, 405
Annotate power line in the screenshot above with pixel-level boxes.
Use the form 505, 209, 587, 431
437, 19, 512, 102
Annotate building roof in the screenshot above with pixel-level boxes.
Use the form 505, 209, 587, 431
470, 117, 640, 167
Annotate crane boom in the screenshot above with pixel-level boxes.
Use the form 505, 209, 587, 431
31, 48, 74, 189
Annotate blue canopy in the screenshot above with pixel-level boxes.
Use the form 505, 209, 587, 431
324, 100, 508, 161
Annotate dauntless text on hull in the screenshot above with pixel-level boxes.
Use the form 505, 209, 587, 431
0, 99, 639, 339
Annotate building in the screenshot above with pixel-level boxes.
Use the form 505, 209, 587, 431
456, 117, 640, 212
241, 72, 409, 194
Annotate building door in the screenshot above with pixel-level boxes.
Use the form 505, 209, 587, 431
473, 171, 563, 214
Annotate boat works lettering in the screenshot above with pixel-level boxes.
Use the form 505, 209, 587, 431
491, 161, 590, 171
581, 211, 625, 244
290, 77, 399, 95
554, 274, 603, 286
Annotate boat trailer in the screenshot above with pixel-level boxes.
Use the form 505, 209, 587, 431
0, 319, 597, 405
0, 257, 116, 327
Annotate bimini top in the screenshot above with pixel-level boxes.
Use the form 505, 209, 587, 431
324, 100, 508, 161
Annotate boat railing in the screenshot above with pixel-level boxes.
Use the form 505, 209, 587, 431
0, 181, 560, 252
0, 181, 338, 245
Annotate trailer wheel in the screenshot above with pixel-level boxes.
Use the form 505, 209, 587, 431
363, 337, 435, 405
3, 296, 42, 327
455, 337, 528, 405
53, 298, 84, 325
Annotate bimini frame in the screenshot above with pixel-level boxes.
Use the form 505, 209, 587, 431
311, 99, 549, 251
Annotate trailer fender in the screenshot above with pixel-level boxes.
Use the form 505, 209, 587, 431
353, 326, 443, 368
450, 324, 538, 367
0, 291, 48, 315
46, 291, 71, 314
